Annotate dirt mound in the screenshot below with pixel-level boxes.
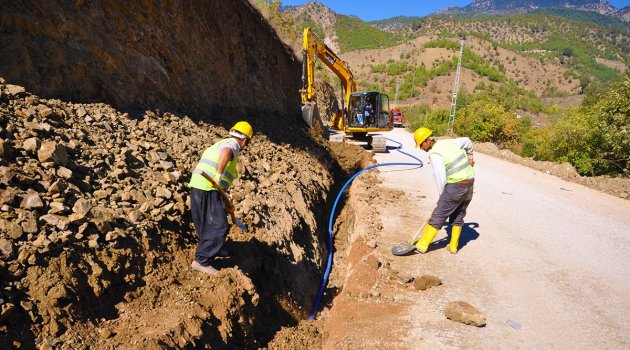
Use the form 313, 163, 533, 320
0, 75, 351, 348
0, 1, 364, 346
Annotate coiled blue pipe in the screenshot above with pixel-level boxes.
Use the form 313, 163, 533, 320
308, 138, 423, 320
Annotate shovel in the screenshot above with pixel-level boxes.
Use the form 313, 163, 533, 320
205, 174, 249, 232
390, 220, 427, 256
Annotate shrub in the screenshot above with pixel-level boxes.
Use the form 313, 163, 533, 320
405, 104, 449, 136
531, 107, 598, 175
455, 100, 520, 145
592, 75, 630, 175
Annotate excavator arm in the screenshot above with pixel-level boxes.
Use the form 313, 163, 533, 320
299, 27, 393, 152
300, 27, 356, 129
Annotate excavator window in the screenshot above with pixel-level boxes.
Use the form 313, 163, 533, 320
346, 92, 390, 128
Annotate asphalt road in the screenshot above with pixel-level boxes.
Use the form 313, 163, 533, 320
372, 127, 630, 349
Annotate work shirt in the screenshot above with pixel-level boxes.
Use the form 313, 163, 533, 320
428, 137, 474, 196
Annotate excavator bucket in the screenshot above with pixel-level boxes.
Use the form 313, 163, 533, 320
301, 102, 317, 128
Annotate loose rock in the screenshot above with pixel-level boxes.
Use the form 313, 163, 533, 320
444, 301, 486, 327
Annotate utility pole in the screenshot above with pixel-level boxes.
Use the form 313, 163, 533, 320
447, 37, 465, 135
394, 80, 400, 106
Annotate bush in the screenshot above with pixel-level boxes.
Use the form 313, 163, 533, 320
405, 104, 450, 136
455, 100, 520, 145
423, 39, 460, 50
592, 75, 630, 175
518, 74, 629, 176
530, 107, 598, 174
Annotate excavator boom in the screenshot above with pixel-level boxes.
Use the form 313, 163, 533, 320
301, 28, 356, 108
299, 27, 393, 151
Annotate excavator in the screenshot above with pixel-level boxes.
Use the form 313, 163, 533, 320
300, 27, 393, 152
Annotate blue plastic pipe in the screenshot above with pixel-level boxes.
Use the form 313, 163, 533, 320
308, 138, 423, 320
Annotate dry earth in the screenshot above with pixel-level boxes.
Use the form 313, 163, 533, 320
316, 127, 630, 349
0, 1, 354, 347
1, 1, 629, 349
0, 78, 342, 348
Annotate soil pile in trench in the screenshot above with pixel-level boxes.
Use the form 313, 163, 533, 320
0, 0, 371, 348
0, 77, 343, 348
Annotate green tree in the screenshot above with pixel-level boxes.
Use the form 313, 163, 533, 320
456, 100, 520, 146
592, 75, 630, 175
533, 107, 599, 175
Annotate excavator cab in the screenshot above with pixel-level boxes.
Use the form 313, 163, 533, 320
347, 92, 391, 130
300, 27, 393, 151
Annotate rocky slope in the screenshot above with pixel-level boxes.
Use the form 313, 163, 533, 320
0, 75, 340, 348
0, 0, 301, 130
283, 1, 341, 53
0, 0, 360, 348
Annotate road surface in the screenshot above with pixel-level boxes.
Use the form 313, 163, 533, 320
326, 127, 630, 349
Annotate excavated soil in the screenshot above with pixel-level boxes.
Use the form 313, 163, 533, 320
0, 75, 381, 349
0, 78, 344, 348
2, 1, 627, 349
0, 1, 367, 348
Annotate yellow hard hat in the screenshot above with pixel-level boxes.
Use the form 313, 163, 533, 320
230, 121, 253, 140
413, 127, 432, 147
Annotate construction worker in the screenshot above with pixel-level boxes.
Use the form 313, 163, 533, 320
188, 121, 253, 275
364, 100, 373, 126
413, 127, 474, 254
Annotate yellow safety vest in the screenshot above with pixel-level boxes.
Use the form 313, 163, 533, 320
188, 138, 239, 191
428, 139, 474, 183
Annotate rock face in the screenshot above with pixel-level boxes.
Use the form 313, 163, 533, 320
0, 0, 301, 124
284, 2, 341, 52
0, 1, 352, 347
616, 6, 630, 22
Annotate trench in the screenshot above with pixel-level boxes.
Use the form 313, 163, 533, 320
0, 1, 386, 347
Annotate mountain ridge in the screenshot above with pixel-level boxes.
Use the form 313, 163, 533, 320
439, 0, 620, 17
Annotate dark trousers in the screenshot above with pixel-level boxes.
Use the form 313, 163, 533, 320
429, 183, 474, 229
191, 188, 229, 266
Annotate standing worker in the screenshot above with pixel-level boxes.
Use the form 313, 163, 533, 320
413, 127, 474, 254
188, 121, 253, 275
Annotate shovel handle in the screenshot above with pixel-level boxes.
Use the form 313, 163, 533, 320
409, 220, 429, 243
202, 173, 238, 225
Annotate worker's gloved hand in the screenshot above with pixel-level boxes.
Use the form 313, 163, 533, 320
213, 175, 222, 188
468, 156, 475, 167
225, 203, 235, 214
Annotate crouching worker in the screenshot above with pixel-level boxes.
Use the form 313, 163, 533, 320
188, 121, 253, 275
413, 127, 475, 254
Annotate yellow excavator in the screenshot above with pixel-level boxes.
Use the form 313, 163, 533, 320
300, 27, 393, 152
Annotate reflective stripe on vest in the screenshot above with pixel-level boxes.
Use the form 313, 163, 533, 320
188, 138, 239, 191
428, 139, 474, 183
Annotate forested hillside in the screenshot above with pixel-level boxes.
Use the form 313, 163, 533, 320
281, 1, 629, 177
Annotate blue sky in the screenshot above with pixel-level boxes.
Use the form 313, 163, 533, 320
281, 0, 630, 21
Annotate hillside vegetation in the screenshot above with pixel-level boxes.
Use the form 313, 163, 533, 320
408, 72, 630, 176
409, 13, 628, 84
335, 16, 403, 53
281, 2, 628, 177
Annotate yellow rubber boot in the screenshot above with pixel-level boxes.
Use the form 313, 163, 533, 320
448, 225, 462, 254
414, 224, 439, 253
